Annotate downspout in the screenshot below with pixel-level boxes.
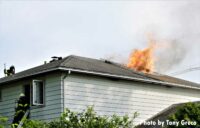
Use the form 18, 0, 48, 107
61, 70, 71, 113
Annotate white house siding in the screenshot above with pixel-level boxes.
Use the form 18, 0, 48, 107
0, 84, 22, 124
30, 73, 63, 122
63, 73, 200, 124
0, 73, 63, 124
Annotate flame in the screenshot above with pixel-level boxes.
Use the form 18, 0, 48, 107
127, 39, 156, 73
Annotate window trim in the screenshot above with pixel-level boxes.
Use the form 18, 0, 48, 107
32, 80, 44, 106
0, 88, 2, 102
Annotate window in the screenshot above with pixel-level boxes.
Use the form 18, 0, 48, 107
32, 80, 44, 105
23, 84, 31, 105
0, 89, 2, 102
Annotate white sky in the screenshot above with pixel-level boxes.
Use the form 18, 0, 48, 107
0, 0, 199, 83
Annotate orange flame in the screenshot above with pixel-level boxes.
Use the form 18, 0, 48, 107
127, 40, 156, 73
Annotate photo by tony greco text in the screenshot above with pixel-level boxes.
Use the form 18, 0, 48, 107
141, 120, 197, 127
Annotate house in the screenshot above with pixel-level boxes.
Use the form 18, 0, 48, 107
137, 101, 200, 128
0, 55, 200, 125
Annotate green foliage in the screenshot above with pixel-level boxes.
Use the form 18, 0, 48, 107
48, 106, 138, 128
0, 116, 8, 128
21, 106, 138, 128
22, 120, 48, 128
0, 106, 137, 128
166, 102, 200, 128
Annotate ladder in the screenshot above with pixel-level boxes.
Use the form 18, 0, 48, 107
17, 109, 30, 128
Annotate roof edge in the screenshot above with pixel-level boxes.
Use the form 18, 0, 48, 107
58, 67, 200, 90
0, 68, 58, 85
1, 67, 200, 90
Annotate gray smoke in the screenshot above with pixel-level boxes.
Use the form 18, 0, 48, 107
105, 1, 200, 74
155, 1, 200, 73
155, 40, 187, 73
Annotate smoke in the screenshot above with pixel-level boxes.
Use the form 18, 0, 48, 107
176, 1, 200, 38
155, 1, 200, 73
155, 39, 187, 73
105, 1, 200, 74
103, 53, 127, 63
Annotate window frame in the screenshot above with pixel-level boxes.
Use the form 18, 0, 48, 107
0, 88, 2, 102
32, 80, 44, 106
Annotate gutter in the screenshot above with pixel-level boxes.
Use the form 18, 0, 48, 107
58, 67, 200, 90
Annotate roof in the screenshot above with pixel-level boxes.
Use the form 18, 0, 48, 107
137, 101, 200, 128
0, 55, 199, 89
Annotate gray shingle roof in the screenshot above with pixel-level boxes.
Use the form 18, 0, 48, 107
0, 55, 199, 88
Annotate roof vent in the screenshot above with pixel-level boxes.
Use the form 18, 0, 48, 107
50, 56, 62, 63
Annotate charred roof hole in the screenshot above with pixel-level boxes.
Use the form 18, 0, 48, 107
108, 77, 120, 81
99, 58, 114, 64
104, 60, 112, 64
165, 85, 173, 88
49, 56, 62, 63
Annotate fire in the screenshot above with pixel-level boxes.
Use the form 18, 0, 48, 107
127, 40, 156, 73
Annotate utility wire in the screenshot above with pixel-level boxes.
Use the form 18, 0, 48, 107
171, 66, 200, 76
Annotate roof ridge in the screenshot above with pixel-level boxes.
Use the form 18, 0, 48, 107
59, 55, 75, 67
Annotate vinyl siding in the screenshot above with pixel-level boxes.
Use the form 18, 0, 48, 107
63, 74, 200, 124
0, 85, 22, 124
30, 73, 62, 121
0, 73, 62, 124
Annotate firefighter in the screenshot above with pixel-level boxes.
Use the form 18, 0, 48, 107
11, 93, 29, 128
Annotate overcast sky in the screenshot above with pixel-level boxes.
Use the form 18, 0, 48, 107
0, 0, 200, 83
